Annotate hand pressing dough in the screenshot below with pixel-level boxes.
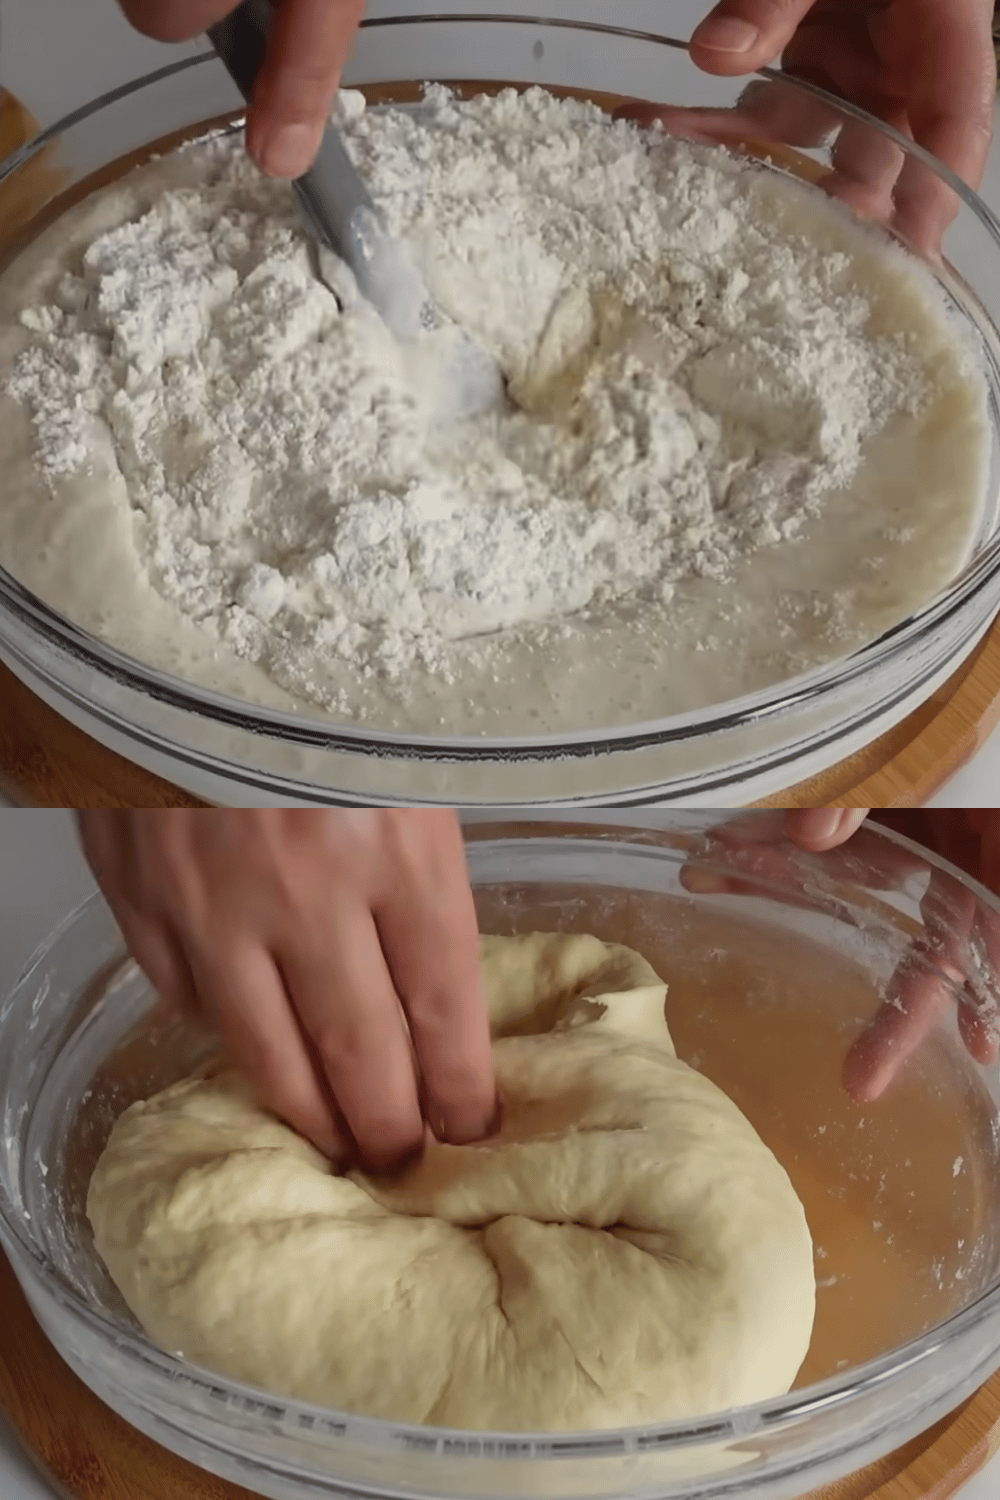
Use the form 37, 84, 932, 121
87, 932, 815, 1431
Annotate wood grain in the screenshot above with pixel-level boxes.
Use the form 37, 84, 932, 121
0, 1250, 258, 1500
802, 1372, 1000, 1500
0, 88, 36, 159
0, 89, 68, 241
2, 616, 1000, 808
0, 1249, 997, 1500
753, 618, 1000, 809
0, 662, 204, 807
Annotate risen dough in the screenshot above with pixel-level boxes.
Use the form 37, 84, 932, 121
87, 933, 815, 1430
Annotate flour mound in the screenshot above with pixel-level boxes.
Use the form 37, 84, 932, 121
87, 932, 816, 1431
8, 87, 932, 698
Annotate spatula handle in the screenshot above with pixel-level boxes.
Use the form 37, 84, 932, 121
206, 0, 271, 105
208, 0, 379, 268
207, 0, 431, 340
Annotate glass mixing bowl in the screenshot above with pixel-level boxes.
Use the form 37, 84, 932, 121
2, 813, 1000, 1500
1, 15, 1000, 807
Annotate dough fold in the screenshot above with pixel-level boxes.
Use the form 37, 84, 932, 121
87, 932, 815, 1431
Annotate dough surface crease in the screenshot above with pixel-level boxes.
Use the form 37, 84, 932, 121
87, 932, 816, 1430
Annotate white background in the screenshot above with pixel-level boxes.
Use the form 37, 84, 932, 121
0, 808, 997, 1495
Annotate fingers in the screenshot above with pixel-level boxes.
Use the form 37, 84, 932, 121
678, 818, 925, 939
118, 0, 238, 41
373, 815, 496, 1147
840, 949, 957, 1101
780, 19, 909, 216
615, 83, 840, 154
961, 876, 1000, 1066
958, 983, 1000, 1065
277, 906, 425, 1168
77, 812, 198, 1015
845, 812, 1000, 1091
928, 812, 1000, 1066
189, 940, 348, 1160
618, 73, 903, 237
111, 901, 200, 1019
246, 0, 367, 177
882, 0, 996, 191
690, 0, 819, 73
730, 76, 844, 146
121, 0, 366, 178
77, 810, 494, 1172
673, 808, 996, 1103
785, 809, 870, 851
823, 118, 905, 221
842, 868, 977, 1101
882, 0, 994, 248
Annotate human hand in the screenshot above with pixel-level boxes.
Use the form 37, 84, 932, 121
77, 810, 496, 1168
118, 0, 365, 177
787, 809, 1000, 1096
681, 809, 999, 1101
688, 0, 996, 249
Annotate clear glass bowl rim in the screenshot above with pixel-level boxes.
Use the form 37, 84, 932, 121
1, 19, 999, 765
2, 815, 1000, 1456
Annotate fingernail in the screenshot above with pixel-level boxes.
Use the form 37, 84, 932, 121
440, 1095, 502, 1147
692, 17, 760, 53
256, 122, 319, 178
680, 866, 730, 895
800, 810, 844, 842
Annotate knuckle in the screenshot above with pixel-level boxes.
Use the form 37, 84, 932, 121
281, 59, 340, 92
379, 811, 466, 898
129, 811, 198, 917
406, 970, 476, 1032
242, 1028, 289, 1092
310, 1016, 423, 1164
238, 1034, 321, 1129
379, 809, 429, 860
311, 1015, 363, 1077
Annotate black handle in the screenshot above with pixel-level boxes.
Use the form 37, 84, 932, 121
207, 0, 273, 105
207, 0, 381, 282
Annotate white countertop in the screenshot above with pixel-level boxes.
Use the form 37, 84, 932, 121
0, 808, 998, 1496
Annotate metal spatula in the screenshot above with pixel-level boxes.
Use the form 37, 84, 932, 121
208, 0, 506, 418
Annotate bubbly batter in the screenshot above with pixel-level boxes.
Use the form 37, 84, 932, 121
0, 87, 991, 735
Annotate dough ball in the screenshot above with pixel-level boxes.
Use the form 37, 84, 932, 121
87, 932, 815, 1431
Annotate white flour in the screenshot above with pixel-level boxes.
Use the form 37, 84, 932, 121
5, 86, 948, 708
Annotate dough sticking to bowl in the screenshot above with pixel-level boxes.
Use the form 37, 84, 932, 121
87, 932, 816, 1431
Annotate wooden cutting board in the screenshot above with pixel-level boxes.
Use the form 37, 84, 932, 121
0, 1251, 997, 1500
2, 612, 1000, 808
0, 85, 36, 157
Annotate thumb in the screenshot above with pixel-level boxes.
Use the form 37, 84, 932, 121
690, 0, 818, 74
785, 808, 871, 851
